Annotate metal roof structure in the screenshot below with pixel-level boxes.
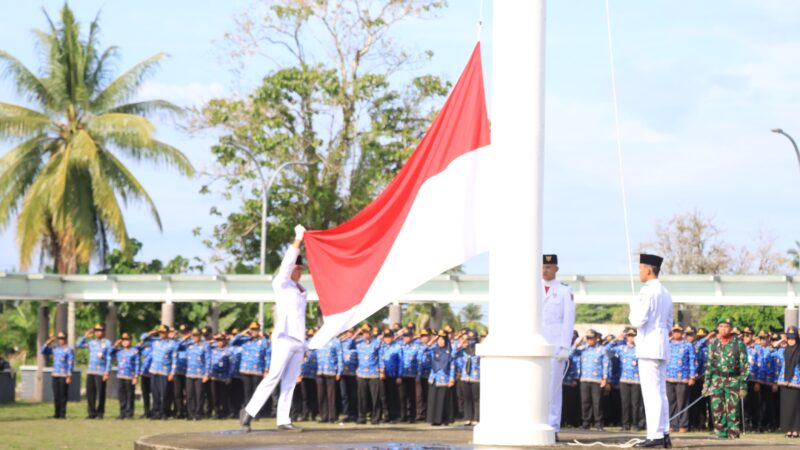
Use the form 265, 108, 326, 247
1, 272, 797, 306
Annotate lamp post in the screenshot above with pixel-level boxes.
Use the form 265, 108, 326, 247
771, 128, 800, 172
231, 143, 312, 330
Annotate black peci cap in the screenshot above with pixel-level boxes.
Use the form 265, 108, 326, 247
543, 254, 558, 265
639, 254, 663, 268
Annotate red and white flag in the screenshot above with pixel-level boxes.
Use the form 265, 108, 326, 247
305, 44, 491, 349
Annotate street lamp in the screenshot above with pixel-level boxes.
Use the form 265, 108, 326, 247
771, 128, 800, 172
231, 142, 313, 330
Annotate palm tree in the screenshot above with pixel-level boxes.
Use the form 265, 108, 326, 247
789, 240, 800, 274
0, 4, 193, 273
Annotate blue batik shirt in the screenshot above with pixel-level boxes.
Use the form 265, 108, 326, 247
428, 346, 456, 386
460, 354, 480, 382
356, 338, 382, 379
180, 340, 208, 379
563, 347, 581, 385
603, 340, 622, 386
340, 337, 358, 376
172, 338, 189, 375
301, 346, 317, 379
230, 335, 269, 375
693, 337, 708, 377
578, 344, 608, 383
41, 344, 74, 377
139, 344, 153, 376
666, 340, 697, 382
380, 341, 402, 378
400, 341, 421, 379
316, 338, 343, 376
76, 337, 113, 375
113, 347, 140, 379
207, 347, 233, 381
610, 343, 640, 384
142, 337, 177, 376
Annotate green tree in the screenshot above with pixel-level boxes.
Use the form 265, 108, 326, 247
193, 0, 448, 273
0, 4, 193, 274
789, 240, 800, 274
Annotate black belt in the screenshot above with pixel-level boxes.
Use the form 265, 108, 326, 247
719, 371, 740, 377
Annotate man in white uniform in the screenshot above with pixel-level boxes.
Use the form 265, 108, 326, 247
630, 254, 673, 448
541, 254, 576, 438
240, 225, 307, 432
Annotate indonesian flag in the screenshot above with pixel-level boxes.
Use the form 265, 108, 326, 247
305, 44, 491, 349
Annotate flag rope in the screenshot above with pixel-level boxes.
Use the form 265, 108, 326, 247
476, 0, 485, 42
604, 0, 636, 296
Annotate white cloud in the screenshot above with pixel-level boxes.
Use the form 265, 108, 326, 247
137, 81, 227, 106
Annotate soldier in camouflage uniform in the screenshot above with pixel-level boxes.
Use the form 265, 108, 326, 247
703, 318, 749, 439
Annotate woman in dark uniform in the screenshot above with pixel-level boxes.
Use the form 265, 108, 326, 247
428, 330, 455, 426
777, 326, 800, 439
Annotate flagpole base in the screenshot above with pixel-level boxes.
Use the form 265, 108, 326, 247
473, 337, 555, 447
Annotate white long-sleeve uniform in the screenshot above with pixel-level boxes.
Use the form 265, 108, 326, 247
542, 279, 576, 432
629, 279, 673, 440
245, 246, 307, 425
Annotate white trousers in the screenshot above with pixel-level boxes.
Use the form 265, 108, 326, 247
638, 358, 669, 440
244, 336, 304, 425
549, 358, 566, 432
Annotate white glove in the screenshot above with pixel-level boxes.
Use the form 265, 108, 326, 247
294, 224, 306, 241
555, 347, 570, 361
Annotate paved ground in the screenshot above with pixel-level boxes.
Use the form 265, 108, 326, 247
135, 425, 800, 450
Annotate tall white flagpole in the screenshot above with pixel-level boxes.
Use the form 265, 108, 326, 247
473, 0, 554, 446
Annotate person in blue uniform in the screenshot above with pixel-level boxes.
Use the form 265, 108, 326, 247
315, 328, 343, 422
561, 331, 581, 429
460, 330, 480, 426
339, 328, 359, 422
293, 328, 318, 421
427, 330, 456, 426
201, 327, 214, 418
230, 322, 270, 416
416, 329, 433, 421
776, 326, 800, 438
398, 329, 420, 423
578, 329, 609, 431
138, 331, 154, 418
356, 324, 382, 424
207, 333, 234, 419
754, 330, 775, 432
602, 333, 622, 427
611, 328, 644, 431
77, 323, 112, 419
226, 328, 245, 414
181, 328, 209, 420
112, 333, 139, 419
42, 332, 73, 419
666, 325, 697, 433
379, 328, 402, 423
140, 324, 177, 420
169, 324, 189, 419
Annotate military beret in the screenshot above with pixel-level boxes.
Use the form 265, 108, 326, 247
717, 318, 733, 326
543, 254, 558, 265
639, 253, 663, 268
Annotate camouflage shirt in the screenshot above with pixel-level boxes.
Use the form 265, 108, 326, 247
703, 336, 749, 392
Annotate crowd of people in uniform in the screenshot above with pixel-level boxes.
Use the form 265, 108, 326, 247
39, 320, 485, 426
560, 323, 800, 439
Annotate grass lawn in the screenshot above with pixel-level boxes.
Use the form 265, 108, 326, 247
0, 400, 277, 449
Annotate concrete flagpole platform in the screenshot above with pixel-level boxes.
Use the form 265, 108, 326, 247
134, 426, 800, 450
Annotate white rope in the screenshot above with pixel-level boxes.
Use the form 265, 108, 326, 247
567, 438, 645, 448
476, 0, 484, 42
604, 0, 636, 296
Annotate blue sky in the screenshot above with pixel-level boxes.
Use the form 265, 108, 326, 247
1, 1, 799, 276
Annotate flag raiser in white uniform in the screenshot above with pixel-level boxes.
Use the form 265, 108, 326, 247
629, 254, 673, 444
542, 271, 576, 433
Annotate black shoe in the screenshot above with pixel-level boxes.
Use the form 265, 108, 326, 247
356, 419, 366, 424
85, 415, 96, 420
663, 433, 672, 448
239, 408, 252, 432
580, 424, 590, 430
596, 426, 605, 432
634, 438, 665, 448
277, 423, 302, 432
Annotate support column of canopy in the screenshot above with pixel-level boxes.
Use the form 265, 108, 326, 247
106, 302, 118, 341
388, 302, 402, 327
473, 0, 555, 446
35, 303, 49, 402
161, 301, 174, 328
